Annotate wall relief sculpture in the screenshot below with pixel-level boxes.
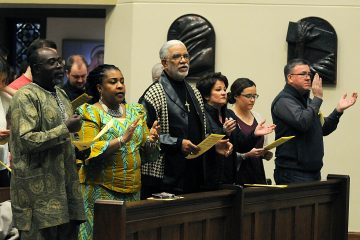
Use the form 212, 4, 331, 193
287, 17, 337, 85
168, 14, 215, 82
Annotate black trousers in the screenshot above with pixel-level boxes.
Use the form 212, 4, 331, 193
0, 169, 10, 187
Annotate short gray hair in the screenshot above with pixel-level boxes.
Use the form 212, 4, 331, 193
159, 40, 186, 60
284, 58, 310, 82
152, 63, 164, 81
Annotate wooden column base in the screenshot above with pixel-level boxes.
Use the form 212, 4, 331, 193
349, 232, 360, 240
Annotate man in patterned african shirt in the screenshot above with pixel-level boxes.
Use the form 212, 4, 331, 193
9, 47, 85, 240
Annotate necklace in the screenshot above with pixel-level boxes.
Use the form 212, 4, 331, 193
185, 91, 190, 112
99, 99, 123, 118
51, 92, 67, 121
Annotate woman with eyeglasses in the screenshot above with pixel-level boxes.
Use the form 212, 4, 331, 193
228, 78, 273, 184
196, 73, 275, 188
76, 64, 160, 240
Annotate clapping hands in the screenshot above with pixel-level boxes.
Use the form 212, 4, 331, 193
336, 92, 358, 113
223, 118, 237, 136
148, 120, 160, 143
254, 120, 276, 137
122, 118, 141, 143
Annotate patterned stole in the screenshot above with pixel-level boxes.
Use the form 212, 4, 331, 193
141, 81, 207, 178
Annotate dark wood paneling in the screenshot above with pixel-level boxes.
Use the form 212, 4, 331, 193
318, 203, 332, 239
0, 187, 10, 202
240, 175, 349, 240
93, 175, 349, 240
274, 208, 294, 240
349, 232, 360, 240
94, 186, 242, 240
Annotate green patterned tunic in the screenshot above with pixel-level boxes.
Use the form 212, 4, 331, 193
9, 83, 85, 231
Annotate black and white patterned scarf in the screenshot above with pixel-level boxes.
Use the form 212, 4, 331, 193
141, 82, 168, 178
141, 82, 206, 178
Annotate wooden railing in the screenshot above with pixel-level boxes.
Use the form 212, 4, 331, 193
240, 174, 349, 240
0, 187, 10, 202
94, 174, 350, 240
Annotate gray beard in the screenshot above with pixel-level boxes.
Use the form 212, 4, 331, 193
172, 72, 188, 81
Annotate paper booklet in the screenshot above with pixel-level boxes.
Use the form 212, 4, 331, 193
0, 160, 11, 172
72, 119, 114, 151
71, 93, 93, 109
185, 134, 225, 159
264, 136, 295, 150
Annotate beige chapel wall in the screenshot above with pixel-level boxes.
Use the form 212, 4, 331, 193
105, 1, 360, 230
46, 18, 105, 57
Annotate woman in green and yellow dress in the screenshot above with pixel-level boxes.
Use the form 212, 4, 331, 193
76, 64, 159, 240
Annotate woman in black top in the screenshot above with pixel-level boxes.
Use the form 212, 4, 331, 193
196, 73, 275, 187
228, 78, 274, 184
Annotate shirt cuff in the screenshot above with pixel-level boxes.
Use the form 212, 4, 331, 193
332, 108, 343, 118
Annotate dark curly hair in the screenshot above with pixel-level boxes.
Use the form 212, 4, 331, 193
227, 78, 256, 104
85, 64, 121, 104
196, 72, 228, 102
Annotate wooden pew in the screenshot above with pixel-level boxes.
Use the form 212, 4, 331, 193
0, 187, 10, 202
94, 175, 349, 240
94, 186, 242, 240
240, 174, 349, 240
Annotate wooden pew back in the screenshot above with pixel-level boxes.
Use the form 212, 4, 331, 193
94, 175, 349, 240
0, 187, 10, 202
94, 186, 242, 240
241, 174, 349, 240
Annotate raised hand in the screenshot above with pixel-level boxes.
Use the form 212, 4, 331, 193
122, 118, 141, 143
254, 120, 276, 137
223, 117, 237, 136
148, 120, 160, 143
312, 73, 323, 98
336, 92, 358, 112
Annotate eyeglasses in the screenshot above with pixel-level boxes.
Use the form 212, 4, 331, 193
290, 72, 313, 78
36, 57, 65, 67
241, 94, 259, 99
169, 53, 190, 61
